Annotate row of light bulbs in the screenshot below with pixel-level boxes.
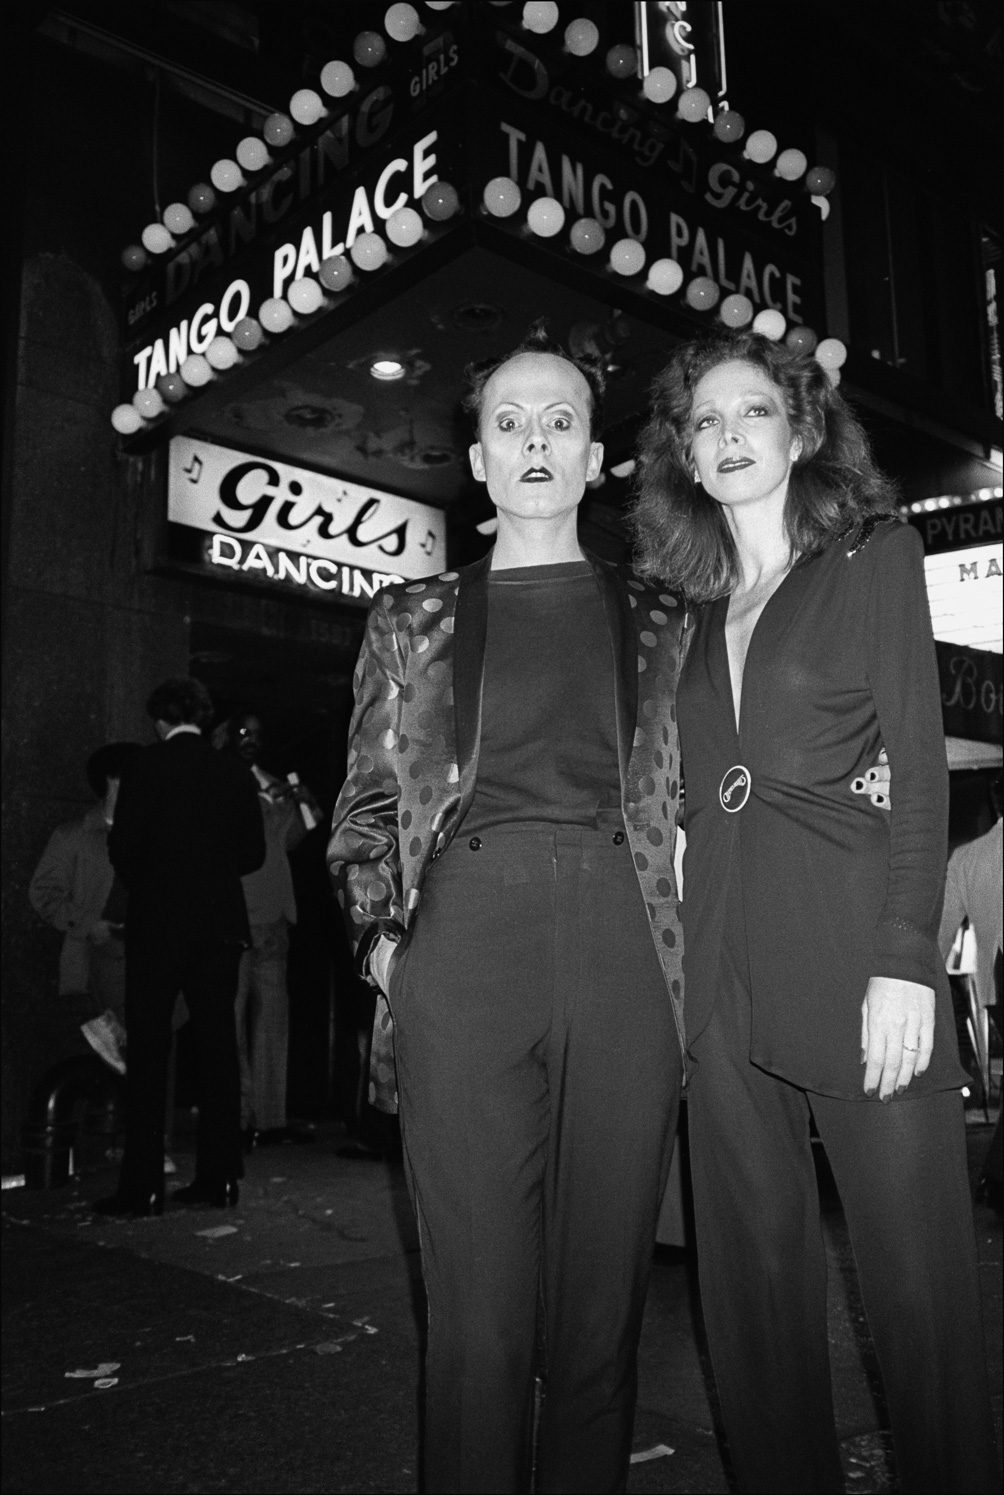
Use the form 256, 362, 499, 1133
122, 2, 833, 272
512, 5, 835, 196
478, 175, 847, 375
123, 4, 458, 269
110, 181, 460, 433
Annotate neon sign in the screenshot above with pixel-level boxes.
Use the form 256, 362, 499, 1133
167, 436, 447, 579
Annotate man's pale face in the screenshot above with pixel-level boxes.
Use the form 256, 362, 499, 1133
469, 352, 603, 524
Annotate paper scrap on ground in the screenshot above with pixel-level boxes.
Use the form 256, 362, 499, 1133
93, 1377, 119, 1390
195, 1224, 238, 1239
313, 1342, 344, 1355
65, 1362, 121, 1379
630, 1444, 675, 1464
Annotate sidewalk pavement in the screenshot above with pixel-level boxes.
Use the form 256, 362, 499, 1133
2, 1117, 1001, 1493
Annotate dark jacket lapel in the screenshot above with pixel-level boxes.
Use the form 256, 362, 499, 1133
453, 550, 492, 782
587, 554, 638, 783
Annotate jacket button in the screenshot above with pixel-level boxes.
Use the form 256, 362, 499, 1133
469, 837, 482, 851
612, 831, 625, 845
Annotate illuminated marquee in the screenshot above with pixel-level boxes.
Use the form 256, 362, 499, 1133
483, 100, 816, 325
166, 436, 446, 605
205, 533, 404, 602
131, 127, 445, 394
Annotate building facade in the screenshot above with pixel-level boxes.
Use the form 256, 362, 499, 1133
3, 1, 1001, 1165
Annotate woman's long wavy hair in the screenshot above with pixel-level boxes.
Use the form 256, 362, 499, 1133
630, 329, 899, 603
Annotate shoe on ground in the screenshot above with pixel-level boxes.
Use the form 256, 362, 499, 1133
81, 1012, 126, 1075
163, 1154, 177, 1175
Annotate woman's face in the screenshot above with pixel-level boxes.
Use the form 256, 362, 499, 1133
689, 360, 800, 513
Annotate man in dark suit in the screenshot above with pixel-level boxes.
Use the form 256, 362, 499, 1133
95, 678, 265, 1216
328, 326, 687, 1493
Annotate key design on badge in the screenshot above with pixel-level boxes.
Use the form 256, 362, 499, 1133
720, 765, 752, 812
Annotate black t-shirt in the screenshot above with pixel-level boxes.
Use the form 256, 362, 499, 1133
463, 560, 621, 833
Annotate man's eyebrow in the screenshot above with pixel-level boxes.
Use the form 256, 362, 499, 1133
490, 398, 580, 412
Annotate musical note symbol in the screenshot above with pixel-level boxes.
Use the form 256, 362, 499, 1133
420, 529, 435, 555
183, 453, 203, 484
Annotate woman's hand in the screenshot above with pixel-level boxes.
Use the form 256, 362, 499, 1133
861, 976, 935, 1099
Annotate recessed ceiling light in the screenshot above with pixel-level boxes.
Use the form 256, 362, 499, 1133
370, 358, 407, 380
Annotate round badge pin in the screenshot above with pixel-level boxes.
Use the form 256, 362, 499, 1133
719, 764, 752, 812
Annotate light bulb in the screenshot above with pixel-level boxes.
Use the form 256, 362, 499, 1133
111, 404, 143, 434
349, 232, 389, 270
526, 196, 565, 237
205, 336, 240, 370
564, 18, 599, 55
236, 137, 270, 172
385, 3, 421, 41
287, 278, 324, 314
642, 67, 676, 104
646, 259, 683, 295
320, 61, 355, 97
752, 309, 786, 340
610, 239, 645, 276
483, 176, 521, 217
387, 206, 424, 246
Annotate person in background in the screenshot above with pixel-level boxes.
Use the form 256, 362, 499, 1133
939, 775, 1003, 1212
93, 678, 264, 1217
221, 709, 322, 1147
633, 327, 999, 1493
29, 741, 142, 1072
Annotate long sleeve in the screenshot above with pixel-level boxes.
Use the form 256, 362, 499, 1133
107, 760, 150, 889
327, 592, 407, 969
865, 523, 948, 988
938, 851, 967, 963
29, 825, 78, 931
231, 765, 266, 875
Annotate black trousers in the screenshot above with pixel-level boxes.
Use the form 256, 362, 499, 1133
392, 822, 682, 1494
119, 932, 243, 1199
687, 873, 1000, 1494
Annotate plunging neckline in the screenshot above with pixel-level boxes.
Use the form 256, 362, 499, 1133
722, 562, 799, 737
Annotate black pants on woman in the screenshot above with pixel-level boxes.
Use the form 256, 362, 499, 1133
687, 875, 1000, 1494
391, 821, 682, 1494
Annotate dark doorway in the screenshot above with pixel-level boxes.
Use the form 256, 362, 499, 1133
187, 617, 366, 1124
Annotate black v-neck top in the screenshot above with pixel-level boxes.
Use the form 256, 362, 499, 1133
463, 561, 622, 833
676, 519, 967, 1099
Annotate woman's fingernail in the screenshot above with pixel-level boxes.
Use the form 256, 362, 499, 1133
864, 1086, 876, 1096
851, 778, 865, 792
872, 794, 887, 806
866, 770, 878, 781
895, 1085, 905, 1095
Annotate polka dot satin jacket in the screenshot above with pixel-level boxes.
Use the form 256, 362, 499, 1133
328, 549, 688, 1112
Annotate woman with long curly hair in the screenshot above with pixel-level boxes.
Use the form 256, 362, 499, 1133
633, 328, 999, 1493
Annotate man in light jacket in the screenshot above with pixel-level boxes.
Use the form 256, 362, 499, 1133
30, 742, 141, 1033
